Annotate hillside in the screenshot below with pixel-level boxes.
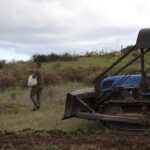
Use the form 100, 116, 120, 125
0, 54, 150, 150
0, 55, 143, 90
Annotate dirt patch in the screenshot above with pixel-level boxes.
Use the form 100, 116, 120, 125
0, 104, 19, 114
0, 129, 150, 150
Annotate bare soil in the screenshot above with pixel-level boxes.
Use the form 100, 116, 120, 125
0, 129, 150, 150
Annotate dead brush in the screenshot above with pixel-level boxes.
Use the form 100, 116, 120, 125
44, 69, 62, 85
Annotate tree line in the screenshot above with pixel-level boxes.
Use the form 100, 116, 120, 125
32, 53, 78, 62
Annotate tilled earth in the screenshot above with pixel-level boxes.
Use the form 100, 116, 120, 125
0, 129, 150, 150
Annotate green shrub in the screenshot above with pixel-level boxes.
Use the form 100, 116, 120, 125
32, 53, 78, 63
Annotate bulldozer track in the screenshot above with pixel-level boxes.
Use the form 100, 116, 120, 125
107, 122, 150, 132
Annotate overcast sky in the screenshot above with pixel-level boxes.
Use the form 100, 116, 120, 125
0, 0, 150, 61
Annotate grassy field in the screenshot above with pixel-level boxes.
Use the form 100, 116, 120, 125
44, 53, 150, 69
43, 55, 130, 69
0, 82, 103, 132
43, 55, 142, 79
1, 54, 150, 132
1, 54, 150, 150
0, 55, 145, 89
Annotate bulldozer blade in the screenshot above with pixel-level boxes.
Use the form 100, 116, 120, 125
73, 112, 150, 125
62, 88, 95, 120
62, 88, 150, 126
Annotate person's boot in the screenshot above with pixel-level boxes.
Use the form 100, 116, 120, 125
36, 104, 40, 110
32, 105, 38, 111
32, 107, 37, 111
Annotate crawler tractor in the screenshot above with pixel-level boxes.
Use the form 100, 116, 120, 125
63, 29, 150, 131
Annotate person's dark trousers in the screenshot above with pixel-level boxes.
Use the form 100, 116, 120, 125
30, 86, 42, 110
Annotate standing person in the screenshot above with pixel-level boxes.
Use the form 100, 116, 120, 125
30, 62, 44, 111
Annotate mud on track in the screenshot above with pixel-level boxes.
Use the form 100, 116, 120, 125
0, 129, 150, 150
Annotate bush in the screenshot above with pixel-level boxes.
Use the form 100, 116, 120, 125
0, 60, 6, 69
31, 53, 78, 63
44, 69, 62, 85
0, 60, 104, 89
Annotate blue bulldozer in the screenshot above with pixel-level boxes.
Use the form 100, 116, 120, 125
63, 29, 150, 131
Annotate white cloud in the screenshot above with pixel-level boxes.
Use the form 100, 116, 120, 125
0, 0, 150, 60
0, 47, 30, 61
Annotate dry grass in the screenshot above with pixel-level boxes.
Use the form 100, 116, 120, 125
0, 82, 103, 132
0, 54, 145, 132
0, 55, 145, 89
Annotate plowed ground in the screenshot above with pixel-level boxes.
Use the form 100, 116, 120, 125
1, 130, 150, 150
